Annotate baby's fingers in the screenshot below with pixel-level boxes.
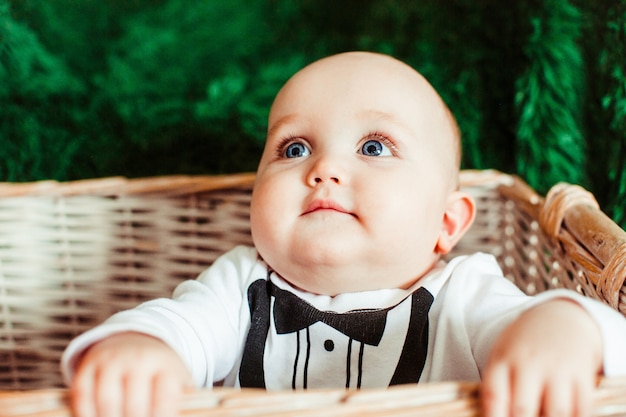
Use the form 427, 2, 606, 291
71, 363, 97, 417
542, 380, 574, 417
94, 366, 125, 417
73, 362, 126, 417
482, 364, 545, 417
543, 376, 594, 417
574, 377, 595, 417
152, 372, 185, 417
509, 368, 545, 417
483, 366, 595, 417
124, 372, 156, 417
481, 364, 511, 417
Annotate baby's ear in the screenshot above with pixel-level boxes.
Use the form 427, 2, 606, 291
435, 191, 476, 255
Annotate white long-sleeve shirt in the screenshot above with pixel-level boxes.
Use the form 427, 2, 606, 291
62, 245, 626, 389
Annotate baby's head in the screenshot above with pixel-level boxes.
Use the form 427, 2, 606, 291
250, 52, 475, 295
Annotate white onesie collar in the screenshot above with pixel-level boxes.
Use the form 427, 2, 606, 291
266, 257, 463, 313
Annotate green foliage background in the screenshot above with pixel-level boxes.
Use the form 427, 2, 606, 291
1, 0, 625, 226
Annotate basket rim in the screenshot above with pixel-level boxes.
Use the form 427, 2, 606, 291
0, 172, 257, 198
0, 170, 516, 198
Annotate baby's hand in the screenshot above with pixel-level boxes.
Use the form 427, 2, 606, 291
71, 332, 192, 417
481, 299, 603, 417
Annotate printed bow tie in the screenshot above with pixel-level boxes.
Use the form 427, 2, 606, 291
270, 283, 391, 346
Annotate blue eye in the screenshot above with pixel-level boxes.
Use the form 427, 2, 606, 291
360, 139, 392, 157
283, 142, 310, 158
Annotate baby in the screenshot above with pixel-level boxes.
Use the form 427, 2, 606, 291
63, 52, 626, 417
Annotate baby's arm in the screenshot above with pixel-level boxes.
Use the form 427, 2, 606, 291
481, 299, 603, 417
71, 332, 192, 417
63, 246, 261, 417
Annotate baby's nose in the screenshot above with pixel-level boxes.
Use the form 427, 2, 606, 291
314, 176, 340, 184
306, 155, 346, 186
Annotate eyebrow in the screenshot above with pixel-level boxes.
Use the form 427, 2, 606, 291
357, 109, 410, 128
267, 109, 415, 143
356, 109, 416, 144
267, 114, 302, 139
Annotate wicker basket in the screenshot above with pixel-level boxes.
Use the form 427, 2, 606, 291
1, 170, 626, 416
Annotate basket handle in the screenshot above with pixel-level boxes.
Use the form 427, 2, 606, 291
541, 182, 626, 310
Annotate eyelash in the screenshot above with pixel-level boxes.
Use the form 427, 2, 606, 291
275, 136, 306, 159
363, 131, 398, 155
274, 131, 399, 158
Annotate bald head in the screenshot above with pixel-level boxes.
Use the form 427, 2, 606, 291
268, 52, 462, 181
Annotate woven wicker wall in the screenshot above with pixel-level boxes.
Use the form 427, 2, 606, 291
1, 171, 625, 390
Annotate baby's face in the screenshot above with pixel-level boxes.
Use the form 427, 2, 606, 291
250, 52, 461, 295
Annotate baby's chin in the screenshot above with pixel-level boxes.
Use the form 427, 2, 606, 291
256, 243, 433, 295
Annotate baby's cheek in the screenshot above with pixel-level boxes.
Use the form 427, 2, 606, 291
250, 207, 274, 254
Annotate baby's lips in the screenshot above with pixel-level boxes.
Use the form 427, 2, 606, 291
302, 199, 356, 217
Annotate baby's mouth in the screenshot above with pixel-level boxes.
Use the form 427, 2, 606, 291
302, 199, 357, 217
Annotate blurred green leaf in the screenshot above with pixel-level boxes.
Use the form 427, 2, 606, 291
0, 0, 624, 227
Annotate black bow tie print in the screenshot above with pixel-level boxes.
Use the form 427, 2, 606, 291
270, 284, 391, 346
